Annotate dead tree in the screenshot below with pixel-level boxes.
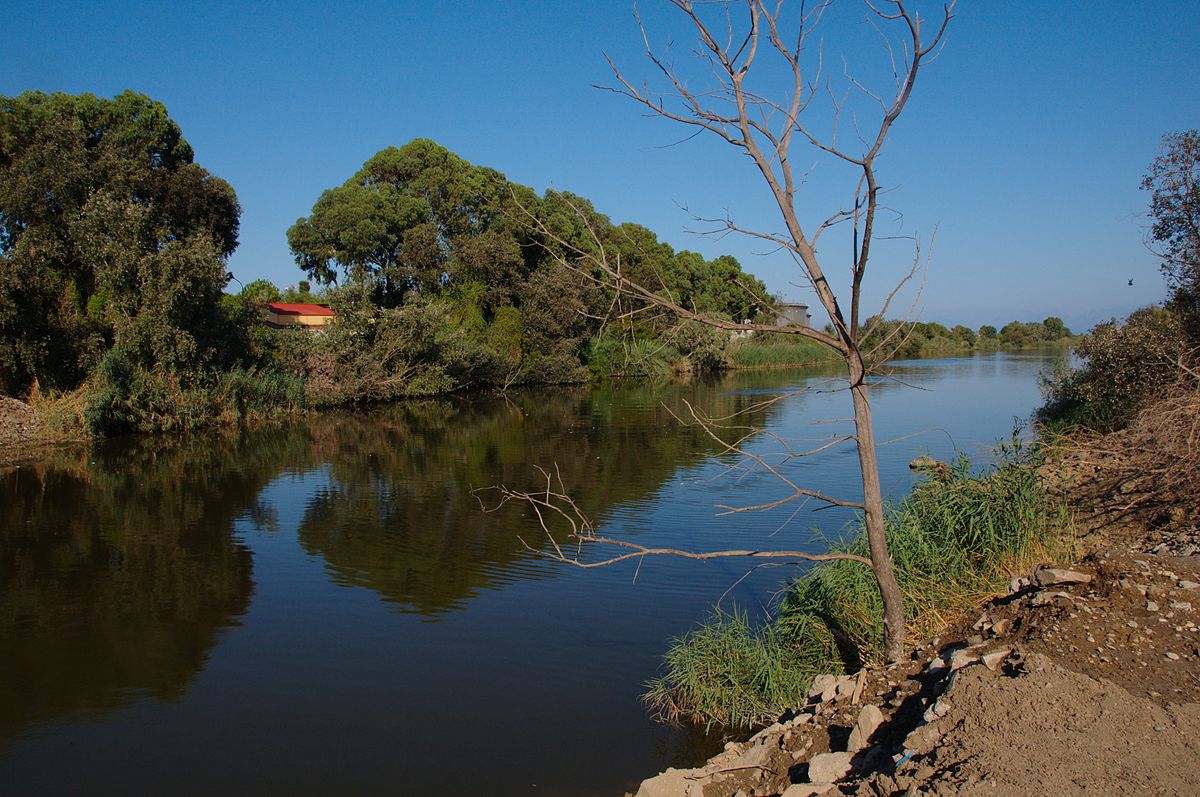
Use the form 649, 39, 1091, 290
497, 1, 953, 664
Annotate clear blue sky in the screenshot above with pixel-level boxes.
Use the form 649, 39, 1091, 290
4, 1, 1197, 332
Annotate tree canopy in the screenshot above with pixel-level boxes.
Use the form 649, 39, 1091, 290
1143, 130, 1199, 338
0, 90, 241, 396
279, 139, 773, 400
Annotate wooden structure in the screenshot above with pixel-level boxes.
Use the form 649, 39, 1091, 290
257, 302, 336, 329
775, 302, 812, 328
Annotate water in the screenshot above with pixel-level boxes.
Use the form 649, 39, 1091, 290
0, 353, 1056, 795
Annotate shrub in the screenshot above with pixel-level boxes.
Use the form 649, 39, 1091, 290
1040, 306, 1190, 430
584, 333, 679, 379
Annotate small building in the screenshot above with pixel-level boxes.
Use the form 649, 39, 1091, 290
257, 302, 336, 329
775, 302, 812, 328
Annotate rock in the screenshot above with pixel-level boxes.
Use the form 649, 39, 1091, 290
981, 647, 1011, 670
1008, 576, 1030, 594
808, 674, 839, 704
718, 742, 774, 774
807, 751, 854, 783
1032, 567, 1092, 587
782, 783, 836, 796
1147, 600, 1160, 612
1031, 591, 1072, 607
1165, 652, 1181, 661
834, 675, 858, 702
923, 698, 951, 723
1179, 580, 1200, 591
847, 704, 885, 752
1171, 601, 1193, 610
635, 768, 695, 797
949, 649, 979, 671
903, 724, 942, 754
990, 618, 1012, 636
750, 721, 786, 743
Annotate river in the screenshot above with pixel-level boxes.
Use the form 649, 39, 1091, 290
0, 352, 1057, 795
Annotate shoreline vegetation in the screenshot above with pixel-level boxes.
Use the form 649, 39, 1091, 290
641, 297, 1199, 736
0, 90, 1075, 444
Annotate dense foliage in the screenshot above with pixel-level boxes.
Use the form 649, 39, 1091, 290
282, 139, 778, 402
0, 95, 787, 432
0, 91, 301, 434
1040, 307, 1191, 430
0, 92, 241, 392
1143, 130, 1200, 339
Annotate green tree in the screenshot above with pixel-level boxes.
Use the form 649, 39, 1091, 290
287, 139, 511, 305
0, 90, 241, 397
239, 279, 281, 303
951, 324, 977, 347
1042, 316, 1069, 339
1143, 130, 1200, 339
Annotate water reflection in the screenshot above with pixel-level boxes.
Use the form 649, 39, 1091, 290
0, 355, 1061, 795
0, 438, 261, 745
295, 381, 790, 616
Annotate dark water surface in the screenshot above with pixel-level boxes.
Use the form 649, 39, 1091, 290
0, 353, 1056, 795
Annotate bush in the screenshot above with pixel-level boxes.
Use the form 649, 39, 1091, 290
1040, 306, 1190, 430
85, 350, 202, 435
584, 332, 679, 379
644, 609, 838, 729
84, 349, 305, 436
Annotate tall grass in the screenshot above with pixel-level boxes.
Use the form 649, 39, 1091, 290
644, 610, 839, 730
645, 439, 1071, 729
585, 334, 681, 379
725, 336, 835, 369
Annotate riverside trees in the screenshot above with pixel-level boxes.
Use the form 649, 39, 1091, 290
284, 139, 773, 399
1143, 130, 1200, 340
0, 90, 256, 428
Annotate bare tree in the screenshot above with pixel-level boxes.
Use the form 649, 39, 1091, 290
495, 0, 953, 664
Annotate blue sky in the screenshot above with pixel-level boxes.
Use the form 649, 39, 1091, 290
3, 1, 1197, 331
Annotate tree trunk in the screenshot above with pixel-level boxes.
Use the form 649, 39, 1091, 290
848, 353, 906, 663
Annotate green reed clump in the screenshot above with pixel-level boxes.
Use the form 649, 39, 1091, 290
646, 438, 1069, 729
725, 335, 833, 369
643, 609, 838, 730
585, 334, 680, 379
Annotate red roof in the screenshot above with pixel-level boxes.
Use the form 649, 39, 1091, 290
262, 302, 335, 317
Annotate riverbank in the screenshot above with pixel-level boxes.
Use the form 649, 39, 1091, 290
629, 401, 1200, 796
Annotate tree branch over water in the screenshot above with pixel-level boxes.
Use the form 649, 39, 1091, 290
474, 465, 872, 569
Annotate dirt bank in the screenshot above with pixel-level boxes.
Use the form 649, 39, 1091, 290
0, 395, 86, 465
